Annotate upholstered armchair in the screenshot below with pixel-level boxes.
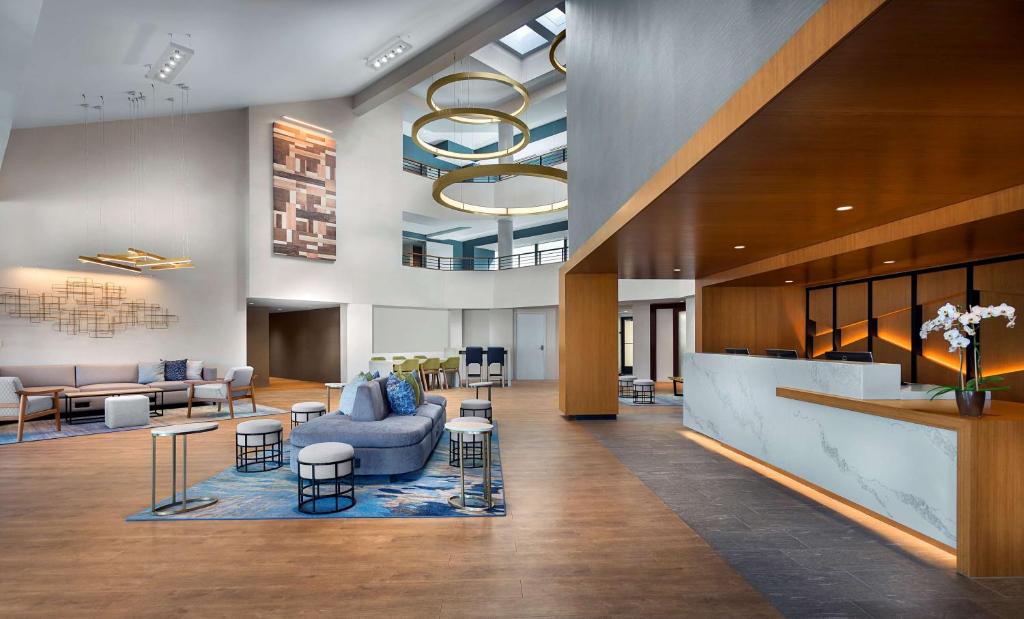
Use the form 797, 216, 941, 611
0, 376, 63, 442
186, 366, 256, 419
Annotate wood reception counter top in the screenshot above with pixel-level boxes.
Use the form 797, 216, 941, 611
684, 353, 1023, 577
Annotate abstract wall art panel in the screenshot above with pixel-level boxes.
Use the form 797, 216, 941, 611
272, 121, 337, 261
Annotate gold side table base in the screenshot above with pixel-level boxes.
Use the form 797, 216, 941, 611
448, 495, 493, 512
152, 497, 218, 516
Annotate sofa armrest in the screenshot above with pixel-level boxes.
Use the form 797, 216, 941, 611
423, 393, 446, 409
202, 367, 217, 380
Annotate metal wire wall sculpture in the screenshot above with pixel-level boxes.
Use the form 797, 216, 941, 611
0, 277, 178, 338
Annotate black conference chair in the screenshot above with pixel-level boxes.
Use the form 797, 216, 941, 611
486, 346, 506, 386
465, 346, 484, 383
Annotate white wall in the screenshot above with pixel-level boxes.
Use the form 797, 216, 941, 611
631, 302, 652, 380
655, 308, 674, 380
0, 109, 249, 371
372, 306, 449, 353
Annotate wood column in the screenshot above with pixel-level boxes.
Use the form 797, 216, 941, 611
559, 271, 618, 418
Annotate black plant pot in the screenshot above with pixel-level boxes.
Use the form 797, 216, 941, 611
955, 390, 987, 418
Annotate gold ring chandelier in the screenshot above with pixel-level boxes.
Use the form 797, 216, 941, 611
414, 68, 567, 216
433, 164, 567, 216
426, 71, 530, 124
549, 31, 566, 74
412, 107, 530, 161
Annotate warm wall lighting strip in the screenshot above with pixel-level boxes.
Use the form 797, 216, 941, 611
280, 116, 333, 134
679, 429, 956, 564
77, 256, 142, 274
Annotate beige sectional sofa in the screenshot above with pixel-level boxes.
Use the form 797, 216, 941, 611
0, 363, 217, 415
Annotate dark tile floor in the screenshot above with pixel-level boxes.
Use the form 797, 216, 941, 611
584, 411, 1024, 618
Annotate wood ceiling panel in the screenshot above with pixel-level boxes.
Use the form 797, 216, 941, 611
607, 0, 1024, 280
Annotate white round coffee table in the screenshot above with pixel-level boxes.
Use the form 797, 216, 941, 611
325, 382, 345, 410
151, 422, 219, 516
446, 419, 494, 512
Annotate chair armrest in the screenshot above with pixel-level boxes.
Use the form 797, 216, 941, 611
190, 379, 230, 386
17, 387, 65, 396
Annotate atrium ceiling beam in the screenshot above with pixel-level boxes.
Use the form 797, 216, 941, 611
352, 0, 561, 116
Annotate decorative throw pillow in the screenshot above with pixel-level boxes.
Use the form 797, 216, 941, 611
138, 361, 164, 384
339, 374, 367, 415
164, 359, 187, 381
386, 374, 417, 415
406, 371, 424, 406
186, 360, 204, 381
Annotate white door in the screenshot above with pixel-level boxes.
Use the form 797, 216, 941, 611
515, 313, 546, 380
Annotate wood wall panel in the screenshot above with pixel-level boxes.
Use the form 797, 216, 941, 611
917, 269, 967, 387
974, 258, 1024, 402
837, 283, 869, 351
701, 286, 804, 356
808, 288, 833, 358
559, 272, 618, 417
246, 306, 271, 388
269, 308, 341, 383
871, 276, 912, 383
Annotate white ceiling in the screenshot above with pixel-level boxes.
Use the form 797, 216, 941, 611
13, 0, 505, 129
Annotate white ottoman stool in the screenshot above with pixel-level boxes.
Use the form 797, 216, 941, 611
104, 395, 150, 429
236, 419, 284, 472
291, 401, 327, 428
460, 398, 492, 421
297, 442, 356, 514
633, 379, 655, 404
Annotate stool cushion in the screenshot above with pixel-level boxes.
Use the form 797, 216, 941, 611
634, 379, 655, 386
236, 419, 283, 446
292, 401, 326, 413
298, 442, 354, 478
460, 399, 491, 410
619, 375, 636, 381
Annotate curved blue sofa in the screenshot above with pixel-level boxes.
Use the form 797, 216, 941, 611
289, 376, 446, 476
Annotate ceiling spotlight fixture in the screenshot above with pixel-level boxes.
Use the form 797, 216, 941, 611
836, 205, 854, 212
785, 280, 794, 283
883, 260, 896, 264
146, 41, 194, 84
673, 268, 681, 272
734, 245, 746, 250
366, 38, 412, 70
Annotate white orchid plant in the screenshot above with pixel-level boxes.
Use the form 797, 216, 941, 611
919, 302, 1016, 397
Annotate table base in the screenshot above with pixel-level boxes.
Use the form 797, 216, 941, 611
152, 496, 218, 516
448, 494, 493, 512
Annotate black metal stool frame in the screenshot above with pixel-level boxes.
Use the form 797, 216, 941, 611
235, 429, 284, 473
618, 378, 635, 398
291, 409, 325, 428
459, 405, 493, 422
633, 383, 655, 405
449, 433, 485, 468
297, 456, 356, 514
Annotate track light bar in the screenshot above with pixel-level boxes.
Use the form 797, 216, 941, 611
146, 41, 195, 84
366, 38, 412, 70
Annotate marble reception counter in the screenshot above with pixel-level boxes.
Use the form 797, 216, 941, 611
682, 353, 1024, 577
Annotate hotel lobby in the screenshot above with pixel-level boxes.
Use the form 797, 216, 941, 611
1, 0, 1023, 617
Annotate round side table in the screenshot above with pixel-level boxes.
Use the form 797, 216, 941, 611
151, 422, 219, 516
324, 382, 346, 411
446, 419, 494, 512
468, 381, 494, 401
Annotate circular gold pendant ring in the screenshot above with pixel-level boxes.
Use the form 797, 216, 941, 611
432, 163, 567, 216
549, 31, 566, 74
412, 108, 530, 161
426, 71, 530, 125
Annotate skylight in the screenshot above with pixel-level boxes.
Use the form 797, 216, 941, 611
499, 25, 548, 55
536, 8, 566, 35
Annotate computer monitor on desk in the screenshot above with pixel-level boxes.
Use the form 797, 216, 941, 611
824, 351, 874, 363
765, 348, 799, 359
724, 347, 750, 355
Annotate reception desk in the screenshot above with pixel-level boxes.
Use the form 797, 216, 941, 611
683, 353, 1024, 577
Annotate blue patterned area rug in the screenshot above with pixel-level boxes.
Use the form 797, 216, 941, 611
0, 403, 285, 446
619, 394, 684, 407
126, 430, 505, 521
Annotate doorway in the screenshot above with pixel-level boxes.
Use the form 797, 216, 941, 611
620, 316, 634, 374
515, 312, 546, 379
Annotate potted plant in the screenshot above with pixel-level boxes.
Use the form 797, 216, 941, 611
919, 302, 1016, 416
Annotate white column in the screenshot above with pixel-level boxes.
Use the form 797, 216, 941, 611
497, 217, 513, 258
498, 122, 514, 164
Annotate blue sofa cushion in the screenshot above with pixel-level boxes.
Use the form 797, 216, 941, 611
163, 359, 187, 381
371, 377, 392, 417
138, 361, 164, 384
340, 374, 367, 414
386, 374, 417, 415
349, 379, 388, 422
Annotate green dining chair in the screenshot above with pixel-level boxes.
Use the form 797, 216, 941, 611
441, 356, 460, 389
420, 357, 442, 390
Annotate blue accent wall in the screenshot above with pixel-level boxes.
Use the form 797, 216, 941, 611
403, 135, 460, 171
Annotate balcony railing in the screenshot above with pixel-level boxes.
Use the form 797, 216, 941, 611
402, 247, 568, 271
402, 146, 568, 182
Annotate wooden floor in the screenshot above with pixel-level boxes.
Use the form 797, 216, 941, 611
0, 379, 777, 618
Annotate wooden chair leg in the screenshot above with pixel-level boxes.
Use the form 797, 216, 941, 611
53, 401, 61, 432
217, 402, 222, 412
249, 390, 257, 412
227, 397, 235, 419
16, 397, 28, 443
186, 388, 194, 418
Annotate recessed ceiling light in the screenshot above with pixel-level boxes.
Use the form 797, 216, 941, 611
785, 280, 794, 283
836, 205, 854, 212
673, 268, 681, 272
366, 38, 413, 70
734, 245, 746, 250
146, 42, 194, 84
883, 260, 896, 264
